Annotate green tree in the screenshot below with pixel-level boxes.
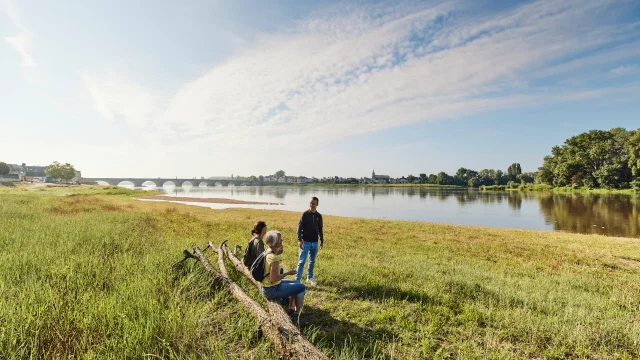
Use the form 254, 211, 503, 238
427, 174, 437, 184
407, 174, 415, 184
538, 128, 634, 188
507, 163, 522, 182
436, 172, 450, 185
274, 170, 285, 178
494, 170, 505, 185
0, 162, 9, 177
46, 162, 77, 183
258, 175, 264, 184
628, 128, 640, 178
478, 169, 494, 186
454, 168, 480, 186
468, 178, 480, 187
518, 172, 535, 184
419, 173, 427, 184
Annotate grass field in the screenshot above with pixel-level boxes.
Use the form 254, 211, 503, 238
1, 185, 639, 359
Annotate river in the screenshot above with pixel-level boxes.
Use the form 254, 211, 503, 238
131, 184, 640, 238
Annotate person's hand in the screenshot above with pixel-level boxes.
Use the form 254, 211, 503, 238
286, 269, 297, 276
298, 241, 303, 249
319, 242, 323, 250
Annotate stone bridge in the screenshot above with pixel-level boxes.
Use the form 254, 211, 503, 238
83, 178, 251, 187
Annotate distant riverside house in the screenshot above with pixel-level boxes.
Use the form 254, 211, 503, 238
9, 164, 48, 180
278, 176, 287, 183
370, 170, 391, 184
298, 176, 308, 184
8, 164, 24, 179
397, 177, 407, 184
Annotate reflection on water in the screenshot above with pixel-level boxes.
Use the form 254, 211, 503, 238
538, 193, 640, 238
133, 185, 640, 238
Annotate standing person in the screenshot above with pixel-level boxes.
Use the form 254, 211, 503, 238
296, 196, 323, 285
243, 221, 267, 269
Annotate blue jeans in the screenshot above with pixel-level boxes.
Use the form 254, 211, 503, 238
296, 241, 318, 282
261, 280, 306, 300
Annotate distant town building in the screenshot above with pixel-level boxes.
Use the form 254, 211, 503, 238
8, 164, 81, 183
371, 170, 391, 184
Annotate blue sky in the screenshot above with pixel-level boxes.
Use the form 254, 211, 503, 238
2, 0, 639, 178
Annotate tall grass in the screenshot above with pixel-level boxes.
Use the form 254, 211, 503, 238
0, 186, 275, 359
2, 186, 640, 358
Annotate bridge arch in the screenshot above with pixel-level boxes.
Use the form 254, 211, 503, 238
141, 180, 157, 188
117, 180, 135, 188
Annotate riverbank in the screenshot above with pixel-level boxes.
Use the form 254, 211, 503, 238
480, 183, 638, 194
213, 182, 639, 194
1, 186, 639, 358
137, 195, 284, 205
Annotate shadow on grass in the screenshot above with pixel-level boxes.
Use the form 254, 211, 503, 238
335, 279, 518, 308
301, 306, 395, 360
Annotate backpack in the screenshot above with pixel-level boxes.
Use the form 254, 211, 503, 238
249, 250, 270, 282
242, 237, 257, 268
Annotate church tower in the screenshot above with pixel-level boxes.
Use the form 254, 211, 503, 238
371, 170, 375, 184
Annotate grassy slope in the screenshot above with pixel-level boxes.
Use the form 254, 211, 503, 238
1, 186, 639, 359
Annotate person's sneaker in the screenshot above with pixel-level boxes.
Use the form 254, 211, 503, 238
287, 308, 300, 324
306, 278, 318, 286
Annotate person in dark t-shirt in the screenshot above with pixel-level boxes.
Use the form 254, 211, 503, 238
296, 197, 324, 285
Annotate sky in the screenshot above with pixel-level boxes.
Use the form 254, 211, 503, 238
2, 0, 639, 179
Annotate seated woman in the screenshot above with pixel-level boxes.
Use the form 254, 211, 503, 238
243, 221, 267, 269
261, 230, 306, 319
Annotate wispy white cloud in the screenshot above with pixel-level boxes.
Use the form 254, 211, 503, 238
3, 0, 37, 67
80, 72, 158, 127
82, 0, 639, 152
5, 33, 36, 67
609, 65, 640, 77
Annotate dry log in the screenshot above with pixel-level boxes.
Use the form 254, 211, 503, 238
215, 241, 260, 288
218, 242, 328, 360
190, 245, 292, 358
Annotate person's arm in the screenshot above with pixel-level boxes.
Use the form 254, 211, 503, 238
318, 214, 324, 249
297, 213, 305, 249
269, 261, 296, 283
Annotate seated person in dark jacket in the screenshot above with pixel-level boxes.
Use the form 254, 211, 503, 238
243, 221, 267, 269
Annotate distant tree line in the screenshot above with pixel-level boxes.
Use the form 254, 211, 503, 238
403, 127, 640, 190
404, 162, 534, 188
243, 128, 640, 190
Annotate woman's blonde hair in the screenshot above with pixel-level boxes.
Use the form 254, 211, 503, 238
265, 230, 281, 247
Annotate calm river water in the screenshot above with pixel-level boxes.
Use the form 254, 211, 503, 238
133, 184, 640, 238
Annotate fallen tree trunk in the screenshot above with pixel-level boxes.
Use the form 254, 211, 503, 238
190, 243, 328, 359
217, 242, 328, 360
190, 245, 292, 358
